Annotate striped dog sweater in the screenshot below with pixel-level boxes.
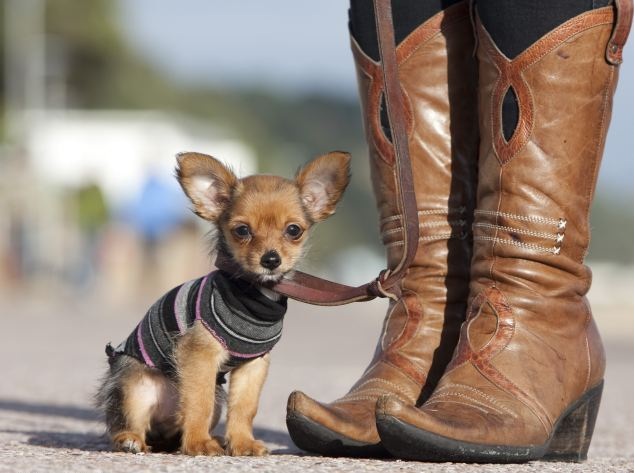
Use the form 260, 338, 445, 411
107, 271, 287, 379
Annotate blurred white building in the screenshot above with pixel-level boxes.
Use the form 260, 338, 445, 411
0, 110, 257, 292
25, 110, 256, 209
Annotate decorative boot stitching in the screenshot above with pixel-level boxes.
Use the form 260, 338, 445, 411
473, 210, 566, 255
446, 287, 553, 433
338, 378, 414, 405
382, 207, 470, 247
386, 234, 465, 248
350, 378, 414, 399
381, 207, 467, 225
339, 391, 410, 405
474, 223, 557, 240
474, 209, 562, 226
473, 360, 552, 434
426, 392, 505, 416
429, 383, 518, 418
382, 220, 467, 236
384, 303, 428, 385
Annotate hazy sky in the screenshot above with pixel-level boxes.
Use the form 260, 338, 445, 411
117, 0, 633, 196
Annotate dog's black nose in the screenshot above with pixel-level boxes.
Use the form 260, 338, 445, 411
260, 250, 281, 270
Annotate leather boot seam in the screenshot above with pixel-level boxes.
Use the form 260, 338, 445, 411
380, 299, 401, 350
432, 383, 518, 418
474, 235, 559, 255
473, 360, 552, 435
387, 290, 422, 352
383, 355, 427, 386
582, 65, 615, 262
474, 209, 561, 226
427, 392, 507, 416
489, 168, 504, 285
426, 398, 490, 415
341, 389, 411, 405
583, 303, 593, 392
350, 377, 413, 400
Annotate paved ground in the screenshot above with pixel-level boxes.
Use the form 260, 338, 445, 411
0, 270, 632, 473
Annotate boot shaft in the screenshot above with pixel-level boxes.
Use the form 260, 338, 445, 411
351, 2, 479, 296
472, 7, 620, 298
457, 7, 623, 433
350, 0, 479, 393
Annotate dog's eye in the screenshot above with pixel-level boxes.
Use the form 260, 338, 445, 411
233, 225, 251, 238
285, 224, 303, 239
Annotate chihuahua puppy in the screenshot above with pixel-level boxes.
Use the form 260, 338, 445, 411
96, 151, 350, 456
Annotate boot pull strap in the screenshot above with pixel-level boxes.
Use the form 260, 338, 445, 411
214, 0, 419, 306
606, 0, 633, 65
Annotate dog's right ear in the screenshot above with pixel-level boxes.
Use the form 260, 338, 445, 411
175, 152, 237, 221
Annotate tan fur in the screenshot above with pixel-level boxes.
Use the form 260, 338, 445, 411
225, 355, 271, 456
110, 359, 179, 453
174, 322, 227, 456
223, 176, 310, 277
295, 151, 351, 222
176, 152, 237, 221
101, 151, 350, 456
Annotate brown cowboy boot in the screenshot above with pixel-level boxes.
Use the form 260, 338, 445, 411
286, 1, 479, 456
376, 3, 632, 462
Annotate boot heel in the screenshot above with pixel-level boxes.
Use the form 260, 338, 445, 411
544, 382, 603, 462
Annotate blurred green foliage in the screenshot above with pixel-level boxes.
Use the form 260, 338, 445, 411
588, 197, 634, 263
0, 1, 630, 265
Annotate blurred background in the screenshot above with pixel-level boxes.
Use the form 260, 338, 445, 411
0, 2, 632, 466
0, 0, 631, 319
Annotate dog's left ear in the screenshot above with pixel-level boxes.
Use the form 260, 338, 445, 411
296, 151, 351, 222
175, 152, 238, 221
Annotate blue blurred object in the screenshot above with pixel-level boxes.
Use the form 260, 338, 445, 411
121, 174, 189, 242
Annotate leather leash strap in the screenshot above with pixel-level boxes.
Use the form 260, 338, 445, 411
215, 0, 419, 306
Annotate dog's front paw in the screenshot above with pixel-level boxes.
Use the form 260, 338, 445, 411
181, 437, 224, 456
112, 432, 148, 454
226, 438, 269, 456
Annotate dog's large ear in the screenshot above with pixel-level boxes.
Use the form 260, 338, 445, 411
295, 151, 351, 222
175, 152, 237, 221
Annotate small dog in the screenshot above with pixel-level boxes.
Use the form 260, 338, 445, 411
96, 150, 350, 456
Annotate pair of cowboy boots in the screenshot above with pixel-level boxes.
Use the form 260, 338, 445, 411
287, 0, 631, 462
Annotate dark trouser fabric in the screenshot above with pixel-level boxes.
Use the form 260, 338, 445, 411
348, 0, 612, 141
349, 0, 462, 62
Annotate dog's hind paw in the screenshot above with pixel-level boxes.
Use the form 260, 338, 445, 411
112, 432, 148, 454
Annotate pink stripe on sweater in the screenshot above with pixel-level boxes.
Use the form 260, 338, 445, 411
136, 324, 155, 367
195, 274, 210, 321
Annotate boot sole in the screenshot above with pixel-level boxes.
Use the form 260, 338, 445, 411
376, 381, 603, 463
286, 411, 388, 457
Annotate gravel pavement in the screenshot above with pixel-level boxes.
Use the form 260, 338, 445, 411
0, 275, 632, 473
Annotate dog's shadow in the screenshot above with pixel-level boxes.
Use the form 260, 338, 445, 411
0, 398, 300, 454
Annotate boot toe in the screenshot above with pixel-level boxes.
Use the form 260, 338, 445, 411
286, 390, 387, 457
